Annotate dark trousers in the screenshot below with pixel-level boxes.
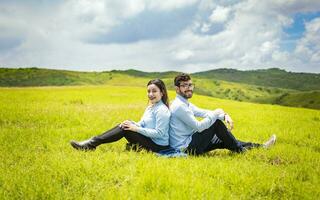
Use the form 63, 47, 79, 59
91, 125, 169, 153
187, 120, 261, 155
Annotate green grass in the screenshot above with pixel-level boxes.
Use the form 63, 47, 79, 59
0, 85, 319, 199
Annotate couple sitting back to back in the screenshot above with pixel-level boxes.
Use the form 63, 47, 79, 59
71, 73, 276, 155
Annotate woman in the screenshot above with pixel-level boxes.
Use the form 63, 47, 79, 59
70, 79, 171, 153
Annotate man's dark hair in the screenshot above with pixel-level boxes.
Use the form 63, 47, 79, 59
174, 73, 191, 87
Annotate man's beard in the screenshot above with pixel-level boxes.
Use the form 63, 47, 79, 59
178, 90, 193, 99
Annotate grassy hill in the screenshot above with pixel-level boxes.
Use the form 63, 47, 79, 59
113, 68, 320, 91
0, 67, 319, 110
193, 68, 320, 91
0, 85, 319, 199
271, 91, 320, 109
0, 68, 112, 86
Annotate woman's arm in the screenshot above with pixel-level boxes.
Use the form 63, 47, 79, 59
136, 107, 170, 139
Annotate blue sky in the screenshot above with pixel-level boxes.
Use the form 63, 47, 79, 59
284, 12, 320, 39
0, 0, 319, 73
282, 11, 320, 52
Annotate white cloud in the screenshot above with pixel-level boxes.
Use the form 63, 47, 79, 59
200, 23, 211, 33
0, 0, 320, 73
294, 17, 320, 62
260, 41, 277, 54
57, 0, 147, 40
277, 15, 293, 27
147, 0, 199, 11
209, 6, 231, 23
173, 49, 194, 60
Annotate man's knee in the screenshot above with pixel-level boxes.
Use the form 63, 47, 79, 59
215, 119, 224, 124
211, 119, 225, 128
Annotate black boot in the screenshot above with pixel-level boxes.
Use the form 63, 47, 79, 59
70, 125, 126, 151
70, 137, 97, 151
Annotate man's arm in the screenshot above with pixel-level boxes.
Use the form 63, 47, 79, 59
174, 104, 216, 133
190, 103, 226, 120
189, 103, 211, 118
190, 103, 234, 130
210, 108, 226, 121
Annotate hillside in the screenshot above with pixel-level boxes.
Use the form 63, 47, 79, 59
0, 67, 319, 110
193, 68, 320, 91
0, 68, 112, 86
271, 91, 320, 109
112, 68, 320, 91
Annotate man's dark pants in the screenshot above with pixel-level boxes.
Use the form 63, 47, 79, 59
187, 120, 261, 155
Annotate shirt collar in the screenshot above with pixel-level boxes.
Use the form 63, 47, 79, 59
150, 100, 163, 108
176, 94, 189, 106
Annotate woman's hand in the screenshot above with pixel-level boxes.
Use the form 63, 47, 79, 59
121, 120, 138, 132
120, 120, 131, 128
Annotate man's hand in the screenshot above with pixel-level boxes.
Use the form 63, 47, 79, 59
212, 108, 225, 116
212, 108, 233, 130
224, 113, 234, 130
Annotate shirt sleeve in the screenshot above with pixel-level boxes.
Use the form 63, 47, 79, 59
130, 120, 142, 127
190, 103, 225, 121
174, 104, 216, 133
189, 103, 211, 118
136, 107, 170, 139
208, 109, 225, 121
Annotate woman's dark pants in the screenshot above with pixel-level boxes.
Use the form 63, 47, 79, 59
89, 125, 169, 153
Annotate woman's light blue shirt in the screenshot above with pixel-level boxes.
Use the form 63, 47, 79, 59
134, 100, 171, 146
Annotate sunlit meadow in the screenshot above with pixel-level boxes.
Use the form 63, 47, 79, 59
0, 85, 319, 199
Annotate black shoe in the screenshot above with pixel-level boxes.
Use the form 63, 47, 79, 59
233, 146, 247, 153
70, 139, 96, 151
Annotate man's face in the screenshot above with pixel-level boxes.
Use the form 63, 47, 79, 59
176, 80, 194, 99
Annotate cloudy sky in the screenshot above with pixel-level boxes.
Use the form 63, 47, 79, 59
0, 0, 320, 73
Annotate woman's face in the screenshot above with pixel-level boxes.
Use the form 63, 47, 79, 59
147, 84, 163, 104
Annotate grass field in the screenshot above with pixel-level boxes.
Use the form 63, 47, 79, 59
0, 85, 319, 199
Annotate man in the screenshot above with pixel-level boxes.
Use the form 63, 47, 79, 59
169, 73, 276, 155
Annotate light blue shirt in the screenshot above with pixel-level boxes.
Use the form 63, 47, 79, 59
169, 94, 225, 149
134, 100, 171, 146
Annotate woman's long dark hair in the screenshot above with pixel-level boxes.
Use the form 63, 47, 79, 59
147, 79, 169, 108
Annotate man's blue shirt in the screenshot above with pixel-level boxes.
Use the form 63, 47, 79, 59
169, 95, 225, 149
